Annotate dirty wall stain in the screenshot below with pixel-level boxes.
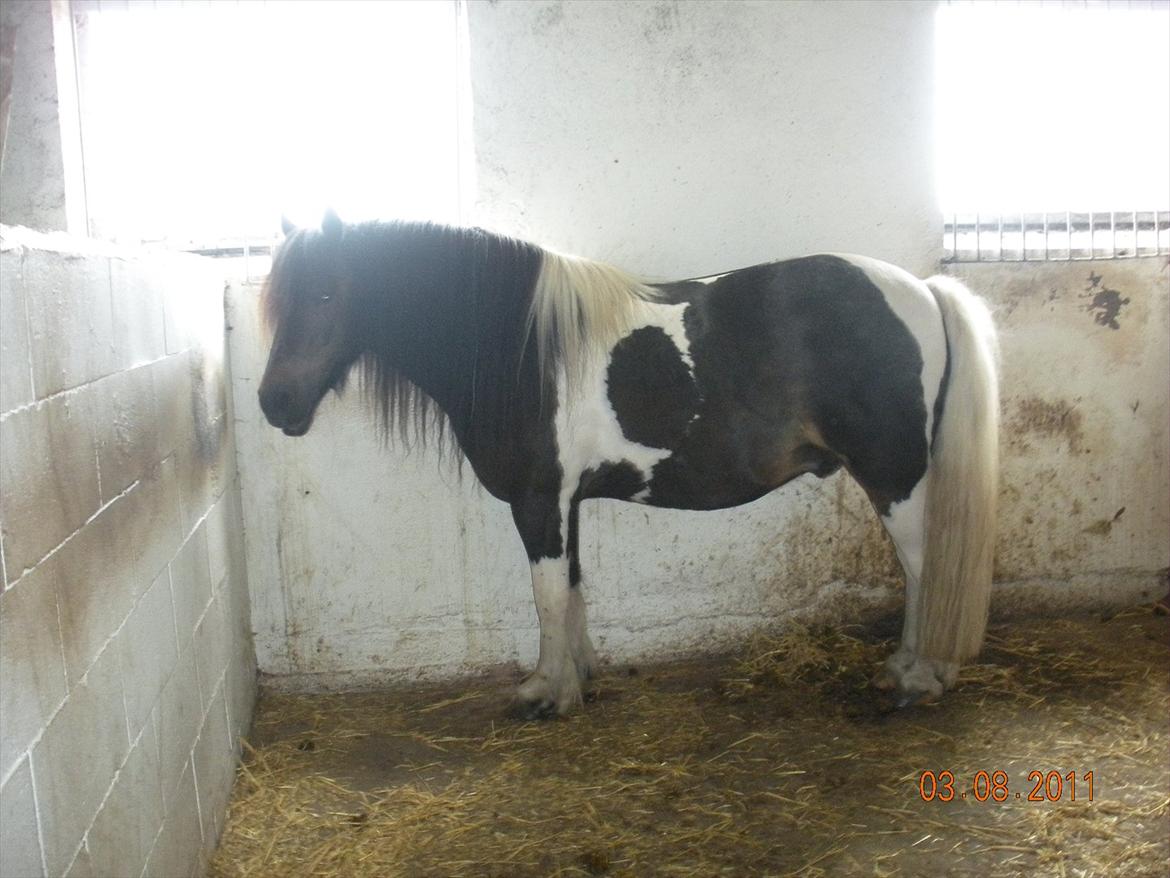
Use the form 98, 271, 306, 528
1006, 396, 1086, 454
1083, 271, 1130, 330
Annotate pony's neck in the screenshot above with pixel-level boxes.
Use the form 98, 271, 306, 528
352, 222, 546, 447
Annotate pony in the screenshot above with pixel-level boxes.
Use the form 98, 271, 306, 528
259, 210, 999, 717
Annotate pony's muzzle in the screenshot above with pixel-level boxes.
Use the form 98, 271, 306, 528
258, 385, 291, 423
258, 385, 311, 435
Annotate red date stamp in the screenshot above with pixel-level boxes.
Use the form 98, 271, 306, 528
918, 770, 1095, 803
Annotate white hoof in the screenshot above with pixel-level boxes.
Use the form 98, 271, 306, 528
515, 665, 583, 719
874, 648, 958, 706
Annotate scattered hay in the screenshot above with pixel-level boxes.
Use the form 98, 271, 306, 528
210, 608, 1168, 877
728, 624, 882, 692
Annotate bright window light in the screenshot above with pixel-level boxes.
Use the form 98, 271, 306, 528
935, 3, 1170, 215
76, 0, 468, 246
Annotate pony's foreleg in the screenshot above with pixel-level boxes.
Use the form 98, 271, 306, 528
873, 481, 959, 704
511, 494, 587, 718
517, 556, 584, 718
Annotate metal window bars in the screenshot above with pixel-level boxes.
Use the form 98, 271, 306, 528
177, 239, 278, 284
943, 211, 1170, 263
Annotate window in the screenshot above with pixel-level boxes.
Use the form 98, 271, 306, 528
72, 0, 470, 257
935, 1, 1169, 261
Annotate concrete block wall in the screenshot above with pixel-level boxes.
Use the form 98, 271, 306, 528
0, 226, 255, 878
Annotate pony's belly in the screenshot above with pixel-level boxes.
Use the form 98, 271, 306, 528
640, 459, 775, 510
572, 452, 771, 510
575, 417, 829, 510
636, 434, 834, 511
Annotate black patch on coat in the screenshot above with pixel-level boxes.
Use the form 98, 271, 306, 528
510, 487, 563, 563
641, 256, 930, 516
931, 326, 951, 450
794, 259, 929, 514
607, 327, 700, 449
567, 501, 580, 586
578, 461, 646, 501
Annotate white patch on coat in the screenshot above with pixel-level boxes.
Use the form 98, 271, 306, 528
655, 301, 694, 370
836, 255, 947, 445
554, 301, 696, 506
691, 271, 731, 285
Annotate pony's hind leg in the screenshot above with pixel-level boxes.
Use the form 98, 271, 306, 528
874, 274, 999, 705
567, 585, 598, 683
566, 502, 598, 684
872, 480, 959, 704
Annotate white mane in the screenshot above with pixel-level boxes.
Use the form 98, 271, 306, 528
528, 250, 658, 393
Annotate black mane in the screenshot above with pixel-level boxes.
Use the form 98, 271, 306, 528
263, 220, 547, 464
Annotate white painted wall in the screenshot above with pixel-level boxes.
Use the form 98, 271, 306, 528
229, 1, 1168, 690
471, 0, 941, 277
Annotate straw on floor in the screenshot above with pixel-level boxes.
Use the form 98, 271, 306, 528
210, 607, 1168, 878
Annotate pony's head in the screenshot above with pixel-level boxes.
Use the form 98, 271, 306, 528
258, 209, 360, 436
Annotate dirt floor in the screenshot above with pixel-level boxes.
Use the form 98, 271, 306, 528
209, 607, 1168, 878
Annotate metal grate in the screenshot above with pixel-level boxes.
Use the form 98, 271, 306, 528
943, 211, 1170, 263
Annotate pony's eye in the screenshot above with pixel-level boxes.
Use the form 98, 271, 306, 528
320, 295, 331, 302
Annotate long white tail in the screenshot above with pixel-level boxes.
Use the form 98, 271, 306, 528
917, 276, 1000, 663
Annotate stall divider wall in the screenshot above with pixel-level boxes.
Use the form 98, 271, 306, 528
0, 226, 256, 878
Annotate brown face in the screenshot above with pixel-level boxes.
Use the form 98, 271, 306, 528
258, 224, 358, 436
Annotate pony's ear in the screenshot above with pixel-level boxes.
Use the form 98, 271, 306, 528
322, 208, 343, 239
280, 214, 296, 236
